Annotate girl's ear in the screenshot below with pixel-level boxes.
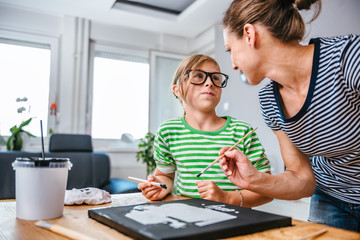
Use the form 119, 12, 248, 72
243, 23, 256, 48
172, 84, 179, 98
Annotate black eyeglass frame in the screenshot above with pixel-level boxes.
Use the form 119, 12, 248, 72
186, 70, 229, 88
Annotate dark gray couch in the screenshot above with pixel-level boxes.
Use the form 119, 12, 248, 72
0, 134, 139, 199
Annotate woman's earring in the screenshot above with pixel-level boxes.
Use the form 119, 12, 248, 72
240, 72, 249, 85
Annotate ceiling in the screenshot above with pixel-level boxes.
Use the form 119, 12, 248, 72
0, 0, 232, 38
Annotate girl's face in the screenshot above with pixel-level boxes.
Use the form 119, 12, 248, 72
223, 27, 263, 85
181, 61, 223, 114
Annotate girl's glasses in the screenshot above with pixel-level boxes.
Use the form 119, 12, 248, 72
186, 70, 228, 88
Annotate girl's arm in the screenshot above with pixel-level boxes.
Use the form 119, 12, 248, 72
138, 168, 175, 200
154, 167, 175, 192
196, 180, 273, 207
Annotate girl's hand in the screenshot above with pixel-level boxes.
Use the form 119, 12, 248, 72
196, 180, 227, 203
137, 175, 169, 200
219, 147, 258, 190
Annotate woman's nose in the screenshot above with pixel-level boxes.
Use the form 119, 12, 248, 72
232, 64, 239, 71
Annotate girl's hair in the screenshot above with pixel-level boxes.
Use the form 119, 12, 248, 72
223, 0, 322, 42
172, 54, 220, 107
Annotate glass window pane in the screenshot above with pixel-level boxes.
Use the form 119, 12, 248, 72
92, 57, 149, 139
149, 53, 184, 133
0, 42, 51, 137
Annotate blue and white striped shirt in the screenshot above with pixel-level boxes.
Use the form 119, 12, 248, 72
259, 34, 360, 204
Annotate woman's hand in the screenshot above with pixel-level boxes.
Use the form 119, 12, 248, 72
219, 147, 258, 190
137, 175, 170, 201
219, 130, 316, 200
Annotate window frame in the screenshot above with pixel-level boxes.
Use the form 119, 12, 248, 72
87, 44, 189, 151
149, 50, 188, 133
0, 29, 59, 142
87, 42, 150, 146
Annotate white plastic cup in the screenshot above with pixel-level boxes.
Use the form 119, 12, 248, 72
12, 157, 72, 220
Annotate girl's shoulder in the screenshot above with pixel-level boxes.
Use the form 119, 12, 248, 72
226, 116, 252, 129
157, 117, 184, 133
160, 117, 183, 125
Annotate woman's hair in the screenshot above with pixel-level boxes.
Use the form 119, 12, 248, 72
223, 0, 322, 42
172, 54, 220, 107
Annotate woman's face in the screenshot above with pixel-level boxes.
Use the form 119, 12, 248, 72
182, 61, 222, 114
223, 27, 262, 85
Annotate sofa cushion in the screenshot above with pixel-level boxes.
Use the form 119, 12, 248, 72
0, 151, 42, 199
46, 152, 109, 189
49, 134, 93, 152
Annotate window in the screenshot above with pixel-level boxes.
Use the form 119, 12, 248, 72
149, 51, 186, 133
89, 46, 187, 143
0, 39, 51, 137
90, 47, 149, 139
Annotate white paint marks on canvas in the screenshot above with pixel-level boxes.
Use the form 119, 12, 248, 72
125, 203, 237, 229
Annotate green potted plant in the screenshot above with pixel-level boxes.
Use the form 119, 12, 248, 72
136, 132, 156, 175
6, 117, 36, 151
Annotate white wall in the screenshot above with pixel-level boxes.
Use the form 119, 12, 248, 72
301, 1, 360, 43
214, 0, 360, 175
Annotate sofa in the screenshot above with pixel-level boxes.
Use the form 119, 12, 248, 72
0, 134, 139, 199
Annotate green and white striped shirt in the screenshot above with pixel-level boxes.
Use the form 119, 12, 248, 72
154, 116, 270, 198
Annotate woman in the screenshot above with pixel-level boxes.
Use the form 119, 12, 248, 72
219, 0, 360, 231
138, 54, 272, 207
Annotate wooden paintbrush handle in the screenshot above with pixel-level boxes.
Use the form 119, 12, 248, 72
50, 224, 95, 240
208, 127, 258, 167
297, 229, 327, 240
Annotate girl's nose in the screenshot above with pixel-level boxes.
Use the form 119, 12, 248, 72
204, 75, 213, 87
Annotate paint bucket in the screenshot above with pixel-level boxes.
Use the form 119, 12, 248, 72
12, 157, 72, 220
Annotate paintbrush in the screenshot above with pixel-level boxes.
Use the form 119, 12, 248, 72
35, 221, 96, 240
297, 229, 327, 240
128, 176, 167, 189
196, 127, 258, 177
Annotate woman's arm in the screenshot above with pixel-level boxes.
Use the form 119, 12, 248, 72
220, 130, 316, 200
239, 189, 273, 207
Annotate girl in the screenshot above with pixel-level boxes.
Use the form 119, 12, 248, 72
138, 54, 272, 207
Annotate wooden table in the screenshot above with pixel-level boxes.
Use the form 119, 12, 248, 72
1, 193, 359, 240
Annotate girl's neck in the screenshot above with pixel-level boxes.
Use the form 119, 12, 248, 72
184, 112, 226, 132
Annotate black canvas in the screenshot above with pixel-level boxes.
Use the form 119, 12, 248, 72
88, 198, 291, 240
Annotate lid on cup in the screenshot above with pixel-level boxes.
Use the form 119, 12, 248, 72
12, 157, 72, 170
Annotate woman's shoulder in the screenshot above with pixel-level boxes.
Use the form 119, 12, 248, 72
311, 34, 360, 54
313, 34, 360, 90
313, 34, 359, 44
258, 80, 275, 94
258, 80, 277, 105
